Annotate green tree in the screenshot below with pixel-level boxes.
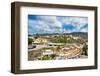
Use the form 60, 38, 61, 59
28, 38, 33, 44
82, 43, 88, 56
34, 33, 40, 39
41, 55, 54, 60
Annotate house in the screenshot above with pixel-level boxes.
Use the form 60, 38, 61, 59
34, 37, 48, 43
73, 36, 79, 40
43, 49, 54, 55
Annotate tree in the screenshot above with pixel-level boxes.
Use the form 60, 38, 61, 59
41, 55, 54, 60
28, 38, 33, 44
34, 34, 39, 39
82, 43, 88, 56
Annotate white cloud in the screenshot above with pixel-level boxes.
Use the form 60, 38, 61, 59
28, 16, 63, 34
80, 28, 88, 32
59, 16, 88, 25
38, 16, 62, 28
57, 16, 88, 32
28, 16, 88, 34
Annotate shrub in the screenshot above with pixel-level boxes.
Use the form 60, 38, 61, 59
28, 38, 33, 44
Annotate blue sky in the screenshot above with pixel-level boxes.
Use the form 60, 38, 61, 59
28, 15, 88, 35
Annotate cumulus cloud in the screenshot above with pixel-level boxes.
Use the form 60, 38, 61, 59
28, 15, 88, 35
57, 16, 88, 32
28, 15, 62, 34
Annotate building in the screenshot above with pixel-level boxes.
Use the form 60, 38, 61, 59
43, 49, 54, 55
34, 37, 48, 43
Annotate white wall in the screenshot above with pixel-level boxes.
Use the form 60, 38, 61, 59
0, 0, 100, 76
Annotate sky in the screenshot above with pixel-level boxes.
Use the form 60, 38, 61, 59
28, 15, 88, 35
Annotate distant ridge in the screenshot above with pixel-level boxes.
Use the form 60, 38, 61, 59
29, 32, 88, 39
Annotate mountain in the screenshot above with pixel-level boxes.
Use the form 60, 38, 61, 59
68, 32, 88, 39
29, 32, 88, 39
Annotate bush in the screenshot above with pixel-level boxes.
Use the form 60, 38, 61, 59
41, 55, 55, 60
28, 38, 33, 44
82, 43, 88, 56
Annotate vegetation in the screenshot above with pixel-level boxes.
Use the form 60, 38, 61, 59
28, 38, 33, 44
28, 51, 42, 60
82, 43, 88, 56
41, 55, 55, 60
49, 35, 85, 44
34, 34, 40, 39
28, 32, 88, 60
